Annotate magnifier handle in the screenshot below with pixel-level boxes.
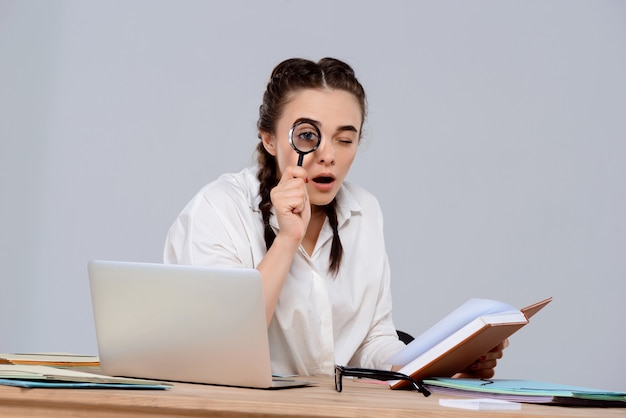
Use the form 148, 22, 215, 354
297, 153, 304, 167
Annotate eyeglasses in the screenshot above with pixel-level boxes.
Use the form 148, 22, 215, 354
334, 365, 431, 397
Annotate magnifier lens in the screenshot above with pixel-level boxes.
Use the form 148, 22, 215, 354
290, 121, 321, 153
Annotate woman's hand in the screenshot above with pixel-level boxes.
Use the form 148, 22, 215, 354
453, 339, 509, 379
270, 165, 311, 245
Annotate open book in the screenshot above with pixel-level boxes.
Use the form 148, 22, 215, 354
387, 296, 552, 389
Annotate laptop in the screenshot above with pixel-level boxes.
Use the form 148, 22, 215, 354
88, 260, 314, 389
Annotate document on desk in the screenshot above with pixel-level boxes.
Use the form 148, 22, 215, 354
0, 365, 171, 389
0, 352, 100, 367
439, 398, 521, 411
424, 378, 626, 407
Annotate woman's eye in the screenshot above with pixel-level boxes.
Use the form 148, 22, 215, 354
299, 131, 318, 141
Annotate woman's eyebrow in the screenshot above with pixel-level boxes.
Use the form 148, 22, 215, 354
336, 125, 358, 133
293, 117, 321, 127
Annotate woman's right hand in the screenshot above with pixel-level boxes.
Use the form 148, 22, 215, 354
270, 165, 311, 245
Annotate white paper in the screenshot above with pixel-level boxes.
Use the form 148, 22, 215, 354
439, 398, 522, 411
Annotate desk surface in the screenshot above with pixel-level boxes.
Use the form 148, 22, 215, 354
1, 375, 624, 418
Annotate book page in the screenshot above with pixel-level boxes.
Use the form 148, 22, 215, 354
386, 298, 518, 367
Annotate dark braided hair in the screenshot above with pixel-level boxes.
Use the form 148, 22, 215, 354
256, 58, 367, 276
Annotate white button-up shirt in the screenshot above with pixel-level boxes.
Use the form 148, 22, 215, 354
164, 166, 404, 376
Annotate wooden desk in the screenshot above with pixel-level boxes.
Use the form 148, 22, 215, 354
0, 376, 624, 418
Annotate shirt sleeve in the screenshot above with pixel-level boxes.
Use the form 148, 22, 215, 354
347, 252, 406, 369
163, 181, 256, 268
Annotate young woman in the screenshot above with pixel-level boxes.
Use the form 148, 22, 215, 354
164, 57, 506, 378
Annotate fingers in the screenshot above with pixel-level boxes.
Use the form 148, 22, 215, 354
458, 339, 510, 378
272, 184, 307, 214
483, 349, 503, 361
490, 338, 509, 352
270, 166, 311, 244
470, 358, 498, 370
456, 358, 498, 379
280, 165, 308, 185
273, 166, 309, 214
453, 368, 495, 379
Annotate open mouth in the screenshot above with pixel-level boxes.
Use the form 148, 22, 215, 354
313, 176, 334, 184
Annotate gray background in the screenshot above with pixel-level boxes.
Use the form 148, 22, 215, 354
2, 0, 625, 391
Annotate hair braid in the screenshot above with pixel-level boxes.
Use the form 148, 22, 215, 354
325, 200, 343, 276
256, 142, 278, 250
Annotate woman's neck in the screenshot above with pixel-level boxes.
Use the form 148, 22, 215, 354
302, 205, 326, 256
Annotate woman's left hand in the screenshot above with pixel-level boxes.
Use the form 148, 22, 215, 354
453, 339, 509, 379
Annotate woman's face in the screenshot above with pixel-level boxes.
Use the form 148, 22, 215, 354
262, 88, 362, 207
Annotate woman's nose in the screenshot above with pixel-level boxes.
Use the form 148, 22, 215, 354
315, 137, 335, 165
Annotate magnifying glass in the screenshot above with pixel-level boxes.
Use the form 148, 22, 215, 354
288, 119, 321, 166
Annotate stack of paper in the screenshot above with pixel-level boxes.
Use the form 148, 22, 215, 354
424, 378, 626, 407
0, 352, 100, 368
0, 364, 171, 389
